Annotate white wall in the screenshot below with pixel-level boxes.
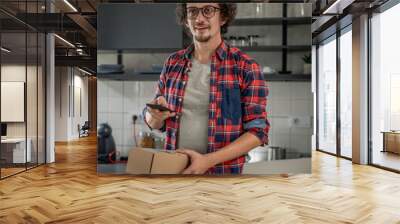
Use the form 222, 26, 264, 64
1, 66, 27, 128
268, 82, 313, 155
55, 67, 89, 141
1, 64, 46, 163
55, 67, 68, 141
1, 65, 26, 81
71, 73, 89, 138
1, 65, 38, 138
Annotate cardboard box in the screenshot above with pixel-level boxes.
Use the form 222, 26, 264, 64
126, 148, 189, 174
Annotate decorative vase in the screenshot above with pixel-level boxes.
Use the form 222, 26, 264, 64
303, 63, 311, 74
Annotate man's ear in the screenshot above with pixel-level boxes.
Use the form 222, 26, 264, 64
184, 22, 191, 31
220, 16, 227, 26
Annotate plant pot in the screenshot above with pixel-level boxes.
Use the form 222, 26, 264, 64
303, 63, 311, 75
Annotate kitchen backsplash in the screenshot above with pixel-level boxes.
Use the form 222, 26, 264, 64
97, 80, 313, 157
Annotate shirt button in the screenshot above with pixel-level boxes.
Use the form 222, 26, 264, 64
178, 98, 182, 102
182, 81, 186, 85
176, 115, 180, 119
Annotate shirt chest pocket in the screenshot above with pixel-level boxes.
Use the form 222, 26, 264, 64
220, 84, 242, 123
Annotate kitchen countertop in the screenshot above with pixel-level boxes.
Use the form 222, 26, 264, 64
97, 157, 311, 175
242, 158, 311, 174
97, 163, 127, 174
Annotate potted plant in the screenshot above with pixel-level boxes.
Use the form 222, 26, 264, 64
302, 54, 311, 74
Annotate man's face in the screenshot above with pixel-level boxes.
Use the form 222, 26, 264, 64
185, 3, 226, 43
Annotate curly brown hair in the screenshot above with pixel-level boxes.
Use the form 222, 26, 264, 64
176, 3, 237, 35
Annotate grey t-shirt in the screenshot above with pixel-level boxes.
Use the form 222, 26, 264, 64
177, 59, 210, 154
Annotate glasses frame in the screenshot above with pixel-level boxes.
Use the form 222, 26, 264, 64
186, 5, 221, 20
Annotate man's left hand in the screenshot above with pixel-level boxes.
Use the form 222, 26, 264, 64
176, 149, 214, 175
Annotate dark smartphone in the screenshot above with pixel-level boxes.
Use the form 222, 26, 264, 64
146, 103, 174, 112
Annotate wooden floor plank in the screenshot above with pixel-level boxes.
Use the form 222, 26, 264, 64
0, 136, 399, 223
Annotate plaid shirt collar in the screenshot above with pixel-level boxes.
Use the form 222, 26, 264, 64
182, 39, 228, 61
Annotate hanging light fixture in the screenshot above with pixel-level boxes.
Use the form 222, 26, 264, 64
1, 47, 11, 53
78, 67, 93, 76
54, 34, 75, 48
63, 0, 78, 12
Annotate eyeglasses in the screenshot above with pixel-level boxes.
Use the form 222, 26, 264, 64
186, 5, 221, 20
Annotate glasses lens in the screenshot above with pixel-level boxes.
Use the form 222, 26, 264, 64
203, 6, 215, 18
187, 8, 198, 19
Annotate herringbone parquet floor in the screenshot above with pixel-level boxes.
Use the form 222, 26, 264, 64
1, 136, 400, 223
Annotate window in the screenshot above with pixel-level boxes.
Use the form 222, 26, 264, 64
339, 27, 352, 158
370, 2, 400, 171
317, 35, 337, 154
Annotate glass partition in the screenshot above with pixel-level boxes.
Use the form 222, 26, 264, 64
0, 1, 46, 179
1, 29, 28, 178
38, 31, 46, 165
27, 30, 38, 169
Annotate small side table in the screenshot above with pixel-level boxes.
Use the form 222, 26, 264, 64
381, 131, 400, 154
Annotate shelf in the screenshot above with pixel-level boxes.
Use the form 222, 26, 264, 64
232, 17, 311, 26
239, 45, 310, 52
98, 48, 181, 54
98, 72, 311, 82
264, 74, 311, 82
98, 72, 160, 81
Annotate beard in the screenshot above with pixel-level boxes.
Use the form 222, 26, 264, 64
194, 33, 211, 42
192, 24, 211, 42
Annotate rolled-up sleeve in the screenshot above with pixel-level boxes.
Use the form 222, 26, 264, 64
142, 56, 170, 132
241, 62, 270, 145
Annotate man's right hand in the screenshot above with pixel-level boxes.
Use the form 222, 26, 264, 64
145, 96, 176, 130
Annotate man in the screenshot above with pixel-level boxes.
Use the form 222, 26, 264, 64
143, 3, 269, 174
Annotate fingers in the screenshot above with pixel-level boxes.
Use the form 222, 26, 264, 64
182, 167, 196, 175
147, 96, 176, 122
150, 98, 157, 104
176, 149, 197, 159
167, 111, 176, 118
147, 107, 176, 122
181, 167, 203, 175
156, 96, 168, 107
147, 108, 163, 121
178, 150, 194, 175
182, 168, 192, 174
176, 149, 194, 155
176, 149, 187, 154
155, 96, 175, 117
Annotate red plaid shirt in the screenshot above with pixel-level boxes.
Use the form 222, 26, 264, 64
144, 40, 269, 174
